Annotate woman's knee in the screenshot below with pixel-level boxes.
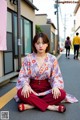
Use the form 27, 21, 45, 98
59, 89, 66, 100
17, 89, 36, 100
17, 88, 22, 98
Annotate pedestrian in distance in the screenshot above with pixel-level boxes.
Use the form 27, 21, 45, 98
73, 32, 80, 60
15, 33, 78, 113
65, 36, 71, 59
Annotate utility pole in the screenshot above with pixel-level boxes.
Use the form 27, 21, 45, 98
64, 14, 66, 41
55, 0, 60, 53
17, 0, 21, 71
56, 0, 59, 43
57, 0, 60, 53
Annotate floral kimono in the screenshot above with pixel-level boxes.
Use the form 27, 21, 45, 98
15, 53, 78, 103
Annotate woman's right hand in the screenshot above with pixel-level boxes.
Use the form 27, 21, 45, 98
21, 84, 38, 98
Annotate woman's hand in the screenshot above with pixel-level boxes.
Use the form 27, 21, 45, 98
21, 84, 38, 98
52, 87, 61, 99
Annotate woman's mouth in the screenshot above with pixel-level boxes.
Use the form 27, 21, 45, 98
39, 49, 43, 50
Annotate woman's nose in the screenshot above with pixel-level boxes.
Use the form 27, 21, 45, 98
39, 43, 43, 47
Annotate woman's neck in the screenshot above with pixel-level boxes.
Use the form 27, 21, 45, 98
36, 53, 47, 58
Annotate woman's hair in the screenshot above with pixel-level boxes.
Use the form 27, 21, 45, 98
32, 33, 50, 53
66, 36, 70, 40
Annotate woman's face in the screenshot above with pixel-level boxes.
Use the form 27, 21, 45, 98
34, 37, 48, 54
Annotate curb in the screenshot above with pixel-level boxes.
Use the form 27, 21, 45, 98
57, 53, 62, 60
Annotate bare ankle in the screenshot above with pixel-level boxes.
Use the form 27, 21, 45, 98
47, 105, 58, 111
25, 104, 34, 109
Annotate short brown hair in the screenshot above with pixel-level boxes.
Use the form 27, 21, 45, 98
32, 33, 50, 53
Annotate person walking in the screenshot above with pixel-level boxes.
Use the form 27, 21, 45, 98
14, 33, 78, 113
73, 32, 80, 60
65, 36, 71, 59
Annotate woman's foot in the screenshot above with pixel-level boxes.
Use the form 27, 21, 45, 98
18, 103, 34, 112
68, 56, 70, 59
58, 105, 66, 113
47, 105, 66, 113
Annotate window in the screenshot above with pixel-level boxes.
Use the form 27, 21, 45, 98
13, 14, 32, 56
28, 0, 33, 3
7, 12, 12, 32
4, 11, 14, 74
13, 15, 24, 56
13, 15, 18, 55
6, 11, 13, 52
24, 20, 31, 55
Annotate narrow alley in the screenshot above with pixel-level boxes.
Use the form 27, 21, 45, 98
0, 0, 80, 120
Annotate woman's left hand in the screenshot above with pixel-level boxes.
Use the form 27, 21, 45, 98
52, 87, 61, 99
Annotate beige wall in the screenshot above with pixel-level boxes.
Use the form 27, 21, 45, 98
21, 1, 35, 21
51, 25, 55, 33
7, 0, 36, 36
21, 1, 36, 36
7, 0, 17, 12
35, 15, 47, 25
0, 52, 3, 77
35, 15, 56, 34
75, 7, 80, 31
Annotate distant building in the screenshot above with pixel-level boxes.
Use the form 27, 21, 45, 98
74, 0, 80, 33
35, 14, 56, 53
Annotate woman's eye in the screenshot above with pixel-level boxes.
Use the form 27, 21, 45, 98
37, 42, 45, 44
37, 42, 40, 44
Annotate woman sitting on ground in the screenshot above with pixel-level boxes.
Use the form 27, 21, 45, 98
15, 33, 78, 113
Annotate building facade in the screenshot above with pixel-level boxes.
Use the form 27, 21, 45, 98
35, 14, 56, 53
74, 0, 80, 33
0, 0, 37, 77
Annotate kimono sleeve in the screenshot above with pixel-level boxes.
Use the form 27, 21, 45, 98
50, 58, 64, 89
16, 57, 30, 90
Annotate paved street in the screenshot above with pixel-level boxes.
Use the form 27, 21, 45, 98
0, 50, 80, 120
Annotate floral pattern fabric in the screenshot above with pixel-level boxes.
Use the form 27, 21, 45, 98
15, 53, 78, 103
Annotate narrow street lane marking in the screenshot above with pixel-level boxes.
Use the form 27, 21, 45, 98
0, 87, 17, 109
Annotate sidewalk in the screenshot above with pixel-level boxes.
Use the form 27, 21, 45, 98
0, 51, 80, 120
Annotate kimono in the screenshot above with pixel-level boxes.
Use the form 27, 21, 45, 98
15, 53, 78, 103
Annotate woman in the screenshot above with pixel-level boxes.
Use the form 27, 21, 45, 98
65, 36, 71, 59
15, 33, 78, 113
